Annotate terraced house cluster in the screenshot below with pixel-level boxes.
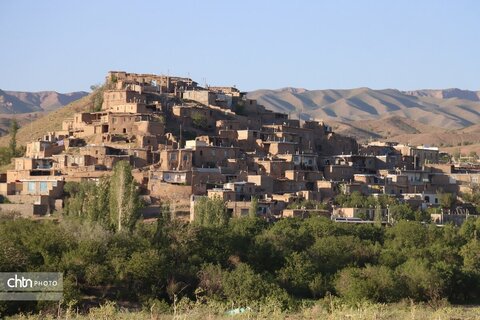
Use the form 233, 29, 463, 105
0, 71, 478, 224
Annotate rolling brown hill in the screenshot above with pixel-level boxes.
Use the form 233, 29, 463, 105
327, 116, 444, 141
0, 90, 88, 114
248, 87, 480, 154
0, 89, 88, 137
404, 88, 480, 101
0, 93, 94, 147
248, 87, 480, 129
3, 85, 480, 155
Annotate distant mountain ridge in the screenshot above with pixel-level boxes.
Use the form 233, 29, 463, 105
0, 90, 88, 114
403, 88, 480, 101
248, 87, 480, 129
248, 87, 480, 153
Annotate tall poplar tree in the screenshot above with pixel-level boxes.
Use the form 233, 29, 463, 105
9, 119, 19, 157
194, 196, 229, 227
108, 161, 141, 232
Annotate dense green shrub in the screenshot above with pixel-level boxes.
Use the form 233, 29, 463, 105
1, 213, 480, 317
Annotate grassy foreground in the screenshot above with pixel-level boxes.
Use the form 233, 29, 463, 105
8, 301, 480, 320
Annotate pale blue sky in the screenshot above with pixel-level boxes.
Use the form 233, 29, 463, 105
0, 0, 479, 93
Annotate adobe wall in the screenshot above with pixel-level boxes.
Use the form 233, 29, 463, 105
0, 203, 47, 217
148, 181, 192, 202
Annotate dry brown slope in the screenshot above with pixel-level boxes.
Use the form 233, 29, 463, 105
461, 123, 480, 133
405, 88, 480, 101
0, 90, 88, 113
390, 131, 480, 147
0, 93, 94, 147
442, 144, 480, 157
248, 87, 480, 128
328, 116, 445, 142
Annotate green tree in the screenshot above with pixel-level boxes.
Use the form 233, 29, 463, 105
222, 263, 290, 308
459, 217, 479, 241
125, 249, 167, 297
334, 192, 379, 209
414, 209, 431, 222
63, 181, 96, 218
86, 177, 110, 224
191, 112, 208, 129
154, 202, 172, 248
276, 251, 324, 298
376, 194, 398, 208
385, 220, 427, 250
90, 84, 105, 112
309, 235, 376, 274
335, 265, 399, 303
380, 221, 427, 267
233, 101, 247, 115
256, 218, 312, 258
197, 263, 224, 299
249, 196, 259, 217
64, 179, 110, 225
8, 119, 19, 158
108, 161, 141, 232
460, 239, 480, 274
288, 199, 328, 210
389, 203, 415, 222
438, 192, 456, 211
349, 191, 366, 208
194, 196, 229, 228
396, 258, 444, 302
228, 216, 267, 263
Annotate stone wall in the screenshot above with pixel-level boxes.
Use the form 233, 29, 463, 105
0, 203, 47, 217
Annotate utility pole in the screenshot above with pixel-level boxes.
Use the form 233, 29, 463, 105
179, 124, 182, 149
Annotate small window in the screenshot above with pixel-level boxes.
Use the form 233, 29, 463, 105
28, 182, 36, 193
40, 182, 48, 193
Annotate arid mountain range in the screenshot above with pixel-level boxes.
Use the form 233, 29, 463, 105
0, 89, 88, 114
0, 89, 88, 136
248, 88, 480, 153
0, 93, 93, 147
248, 88, 480, 127
2, 86, 480, 155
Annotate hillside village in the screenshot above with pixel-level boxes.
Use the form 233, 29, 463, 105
0, 71, 479, 225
